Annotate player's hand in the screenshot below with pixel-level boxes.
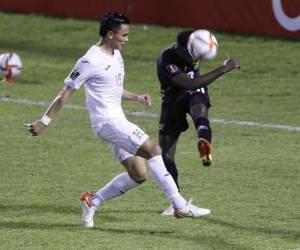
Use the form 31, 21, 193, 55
24, 121, 46, 136
137, 94, 152, 106
223, 56, 240, 72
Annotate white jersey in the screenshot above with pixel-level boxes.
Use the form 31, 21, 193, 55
64, 45, 126, 126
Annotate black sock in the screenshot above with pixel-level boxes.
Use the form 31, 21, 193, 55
195, 117, 212, 143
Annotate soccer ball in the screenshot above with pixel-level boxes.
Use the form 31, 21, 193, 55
0, 52, 22, 82
187, 29, 218, 60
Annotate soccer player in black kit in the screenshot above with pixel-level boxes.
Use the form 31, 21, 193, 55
157, 30, 240, 216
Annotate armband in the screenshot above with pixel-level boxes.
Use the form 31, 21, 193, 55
39, 115, 52, 126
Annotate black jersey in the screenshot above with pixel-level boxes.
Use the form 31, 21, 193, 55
156, 44, 206, 100
157, 44, 211, 135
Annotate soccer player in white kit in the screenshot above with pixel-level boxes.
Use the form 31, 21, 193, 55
26, 12, 210, 228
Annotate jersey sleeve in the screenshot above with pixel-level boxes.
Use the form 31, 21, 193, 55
64, 57, 94, 89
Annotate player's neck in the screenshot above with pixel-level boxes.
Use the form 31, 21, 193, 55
98, 41, 114, 56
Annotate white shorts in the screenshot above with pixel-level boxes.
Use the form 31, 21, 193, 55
93, 118, 149, 163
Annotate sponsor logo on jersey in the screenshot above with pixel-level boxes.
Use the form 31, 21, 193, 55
166, 64, 179, 74
81, 58, 89, 64
70, 70, 80, 80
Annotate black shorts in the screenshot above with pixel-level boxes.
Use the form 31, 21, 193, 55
159, 91, 211, 136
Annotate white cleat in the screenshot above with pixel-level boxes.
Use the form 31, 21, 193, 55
174, 199, 210, 219
80, 192, 96, 228
161, 204, 174, 216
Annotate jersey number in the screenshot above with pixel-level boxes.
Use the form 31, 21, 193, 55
132, 129, 144, 139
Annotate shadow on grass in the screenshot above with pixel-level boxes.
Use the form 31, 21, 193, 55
0, 203, 157, 216
0, 203, 79, 215
94, 226, 249, 250
0, 221, 247, 249
1, 203, 299, 246
0, 203, 160, 225
204, 217, 300, 240
0, 221, 80, 230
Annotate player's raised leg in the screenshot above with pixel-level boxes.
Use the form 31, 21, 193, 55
191, 103, 213, 167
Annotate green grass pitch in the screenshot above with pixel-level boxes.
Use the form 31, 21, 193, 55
0, 12, 299, 250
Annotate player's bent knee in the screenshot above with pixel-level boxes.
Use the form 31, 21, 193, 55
135, 178, 146, 184
130, 172, 147, 183
151, 144, 162, 156
137, 140, 162, 159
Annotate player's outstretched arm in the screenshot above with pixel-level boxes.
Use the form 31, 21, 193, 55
25, 86, 75, 136
122, 89, 152, 106
172, 57, 240, 90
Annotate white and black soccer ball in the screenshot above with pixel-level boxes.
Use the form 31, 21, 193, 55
187, 29, 218, 60
0, 52, 22, 82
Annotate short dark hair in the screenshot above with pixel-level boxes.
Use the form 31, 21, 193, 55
99, 12, 130, 37
176, 29, 195, 49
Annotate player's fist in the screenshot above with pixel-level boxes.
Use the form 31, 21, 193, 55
138, 94, 152, 106
24, 121, 46, 136
223, 57, 240, 72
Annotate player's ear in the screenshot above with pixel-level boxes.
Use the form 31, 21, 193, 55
107, 30, 114, 39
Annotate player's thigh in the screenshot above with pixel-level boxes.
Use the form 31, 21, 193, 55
188, 94, 211, 120
98, 119, 149, 155
136, 137, 162, 159
159, 101, 188, 136
190, 103, 208, 120
111, 145, 147, 183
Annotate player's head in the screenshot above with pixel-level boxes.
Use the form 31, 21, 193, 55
99, 12, 130, 37
176, 30, 196, 64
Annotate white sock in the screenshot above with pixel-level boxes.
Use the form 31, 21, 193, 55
147, 155, 186, 209
91, 172, 138, 207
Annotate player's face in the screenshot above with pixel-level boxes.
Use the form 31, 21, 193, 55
111, 24, 130, 50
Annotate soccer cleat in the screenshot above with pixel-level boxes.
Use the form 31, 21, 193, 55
80, 192, 96, 228
174, 199, 210, 218
198, 138, 212, 167
160, 204, 174, 216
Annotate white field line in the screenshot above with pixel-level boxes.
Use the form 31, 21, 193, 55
1, 96, 300, 132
